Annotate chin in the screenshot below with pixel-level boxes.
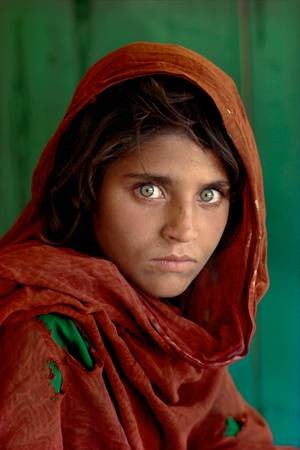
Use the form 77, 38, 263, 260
143, 282, 191, 299
126, 271, 197, 299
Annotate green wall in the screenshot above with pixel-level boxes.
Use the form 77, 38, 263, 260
1, 1, 299, 446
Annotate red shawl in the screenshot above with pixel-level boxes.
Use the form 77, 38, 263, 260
0, 42, 296, 449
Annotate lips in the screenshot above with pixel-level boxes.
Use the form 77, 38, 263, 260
156, 255, 196, 262
150, 255, 197, 273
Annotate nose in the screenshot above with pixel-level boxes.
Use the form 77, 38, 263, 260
161, 202, 199, 243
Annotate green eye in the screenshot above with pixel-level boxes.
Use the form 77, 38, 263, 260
139, 184, 163, 198
200, 188, 222, 203
140, 184, 154, 197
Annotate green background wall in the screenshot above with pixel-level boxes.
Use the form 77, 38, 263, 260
1, 0, 299, 446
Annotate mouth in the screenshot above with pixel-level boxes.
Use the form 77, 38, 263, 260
150, 255, 197, 273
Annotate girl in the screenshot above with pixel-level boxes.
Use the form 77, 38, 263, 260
0, 42, 296, 449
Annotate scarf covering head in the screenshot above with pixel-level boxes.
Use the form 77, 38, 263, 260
1, 43, 293, 450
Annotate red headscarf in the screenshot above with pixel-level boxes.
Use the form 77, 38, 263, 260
0, 42, 295, 449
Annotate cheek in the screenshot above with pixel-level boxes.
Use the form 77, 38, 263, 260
93, 192, 153, 256
219, 208, 230, 234
204, 206, 230, 247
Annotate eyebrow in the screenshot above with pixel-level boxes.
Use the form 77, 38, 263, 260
123, 172, 231, 189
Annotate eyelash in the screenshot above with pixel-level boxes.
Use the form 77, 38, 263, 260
134, 183, 228, 204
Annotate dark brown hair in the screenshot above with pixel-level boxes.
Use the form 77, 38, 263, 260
38, 75, 245, 254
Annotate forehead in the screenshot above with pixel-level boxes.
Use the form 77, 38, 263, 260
107, 132, 228, 182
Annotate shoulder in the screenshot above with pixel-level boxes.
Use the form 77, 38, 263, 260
0, 313, 95, 380
0, 317, 66, 393
0, 317, 66, 447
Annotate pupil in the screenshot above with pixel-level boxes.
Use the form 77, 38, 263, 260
202, 189, 213, 201
141, 185, 154, 197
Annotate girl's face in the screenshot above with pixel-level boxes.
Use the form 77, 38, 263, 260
93, 132, 230, 298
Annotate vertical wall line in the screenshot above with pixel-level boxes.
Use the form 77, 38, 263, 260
9, 16, 31, 211
238, 0, 253, 119
238, 0, 262, 413
72, 0, 92, 78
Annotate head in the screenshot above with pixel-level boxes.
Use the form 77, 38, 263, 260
38, 75, 245, 298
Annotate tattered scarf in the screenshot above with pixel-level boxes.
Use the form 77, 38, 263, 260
0, 42, 296, 449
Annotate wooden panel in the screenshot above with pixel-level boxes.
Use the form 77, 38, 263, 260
246, 0, 300, 444
0, 0, 78, 233
88, 0, 241, 82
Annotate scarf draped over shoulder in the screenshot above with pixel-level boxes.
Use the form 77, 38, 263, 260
0, 42, 294, 450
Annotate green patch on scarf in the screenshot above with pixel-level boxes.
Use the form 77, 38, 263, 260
38, 313, 94, 371
224, 416, 241, 437
48, 360, 62, 393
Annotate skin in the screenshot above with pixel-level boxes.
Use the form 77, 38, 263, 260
93, 131, 230, 298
